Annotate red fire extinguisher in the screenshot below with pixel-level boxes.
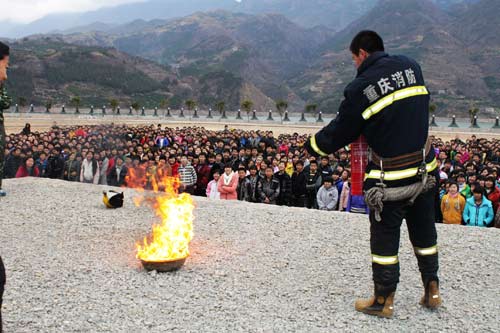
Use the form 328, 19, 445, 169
351, 136, 369, 195
349, 135, 369, 213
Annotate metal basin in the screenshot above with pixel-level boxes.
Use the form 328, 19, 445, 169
140, 257, 187, 272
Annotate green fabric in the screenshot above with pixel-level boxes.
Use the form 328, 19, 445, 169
460, 185, 472, 199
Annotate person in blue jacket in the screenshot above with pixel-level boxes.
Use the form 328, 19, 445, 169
463, 185, 494, 227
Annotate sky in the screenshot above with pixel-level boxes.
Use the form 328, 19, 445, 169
0, 0, 146, 23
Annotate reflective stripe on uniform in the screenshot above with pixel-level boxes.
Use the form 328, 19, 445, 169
414, 245, 438, 256
310, 135, 328, 157
362, 86, 429, 120
365, 158, 438, 181
372, 254, 399, 265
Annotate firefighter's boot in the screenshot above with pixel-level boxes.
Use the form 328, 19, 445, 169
420, 279, 442, 309
355, 284, 395, 318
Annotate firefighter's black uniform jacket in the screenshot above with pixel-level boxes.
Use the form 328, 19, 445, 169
305, 51, 437, 188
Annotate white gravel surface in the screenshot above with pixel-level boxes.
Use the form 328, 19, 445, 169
0, 178, 499, 332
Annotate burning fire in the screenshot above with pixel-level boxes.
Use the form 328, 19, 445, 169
126, 166, 194, 262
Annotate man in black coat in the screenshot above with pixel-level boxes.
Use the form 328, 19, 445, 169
46, 148, 65, 179
275, 161, 292, 206
107, 156, 128, 187
291, 160, 307, 207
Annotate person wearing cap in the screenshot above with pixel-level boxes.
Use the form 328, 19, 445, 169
316, 177, 339, 211
0, 41, 11, 197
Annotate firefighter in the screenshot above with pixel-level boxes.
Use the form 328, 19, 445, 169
0, 40, 10, 333
305, 31, 441, 318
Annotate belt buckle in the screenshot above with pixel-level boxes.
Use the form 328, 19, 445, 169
416, 162, 427, 180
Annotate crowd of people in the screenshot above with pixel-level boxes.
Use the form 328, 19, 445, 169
2, 122, 500, 228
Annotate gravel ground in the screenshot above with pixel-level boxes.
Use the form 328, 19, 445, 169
0, 178, 499, 332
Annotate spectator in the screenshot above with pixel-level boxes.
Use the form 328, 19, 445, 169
259, 166, 280, 205
15, 157, 39, 178
275, 161, 292, 206
194, 153, 211, 196
339, 177, 351, 212
319, 156, 333, 178
292, 160, 307, 207
463, 185, 494, 227
317, 177, 339, 211
484, 176, 500, 213
457, 173, 471, 198
237, 167, 250, 201
36, 152, 48, 177
46, 148, 65, 179
99, 150, 109, 185
206, 170, 221, 200
218, 164, 238, 200
22, 123, 31, 135
80, 151, 100, 184
178, 156, 197, 194
246, 165, 261, 203
108, 156, 128, 187
63, 152, 80, 182
306, 160, 322, 209
441, 181, 465, 225
4, 147, 22, 178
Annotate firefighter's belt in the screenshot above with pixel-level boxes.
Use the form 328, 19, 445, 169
371, 139, 432, 169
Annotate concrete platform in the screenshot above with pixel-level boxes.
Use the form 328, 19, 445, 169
0, 178, 498, 332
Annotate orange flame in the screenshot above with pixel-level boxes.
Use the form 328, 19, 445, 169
126, 165, 194, 262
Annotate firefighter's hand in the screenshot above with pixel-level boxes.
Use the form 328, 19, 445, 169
303, 137, 319, 159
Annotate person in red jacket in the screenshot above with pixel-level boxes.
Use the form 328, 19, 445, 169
485, 176, 500, 213
194, 153, 211, 196
15, 157, 40, 178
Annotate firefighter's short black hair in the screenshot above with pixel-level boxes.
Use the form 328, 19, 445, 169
350, 30, 384, 56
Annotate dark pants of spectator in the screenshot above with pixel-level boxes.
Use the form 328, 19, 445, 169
276, 196, 290, 206
294, 195, 307, 208
306, 191, 317, 209
180, 185, 195, 195
194, 186, 206, 197
1, 256, 5, 332
369, 187, 439, 293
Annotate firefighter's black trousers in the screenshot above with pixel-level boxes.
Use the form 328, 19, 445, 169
368, 187, 439, 293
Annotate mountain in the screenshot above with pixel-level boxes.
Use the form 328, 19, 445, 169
448, 0, 500, 103
1, 0, 379, 38
59, 11, 334, 110
289, 0, 496, 114
3, 1, 498, 115
1, 0, 480, 38
4, 37, 272, 111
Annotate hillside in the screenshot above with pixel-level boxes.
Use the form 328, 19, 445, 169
449, 0, 500, 101
61, 11, 333, 110
1, 0, 378, 38
290, 0, 497, 114
5, 38, 266, 110
3, 1, 499, 115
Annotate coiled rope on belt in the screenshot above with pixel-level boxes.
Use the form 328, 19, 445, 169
364, 173, 437, 222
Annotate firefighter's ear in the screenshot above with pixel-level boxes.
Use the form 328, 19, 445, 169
358, 48, 370, 61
